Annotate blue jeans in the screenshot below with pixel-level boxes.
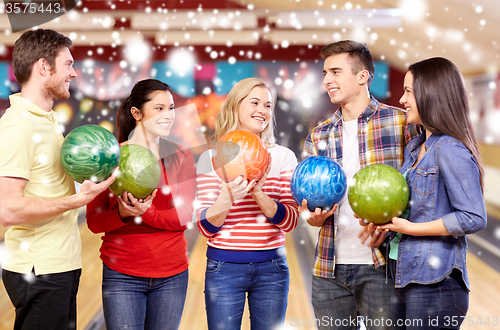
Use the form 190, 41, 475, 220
101, 264, 188, 330
392, 269, 468, 330
311, 264, 392, 330
204, 256, 289, 330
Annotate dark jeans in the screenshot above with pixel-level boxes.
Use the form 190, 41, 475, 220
204, 256, 290, 330
101, 264, 188, 330
2, 268, 81, 330
311, 264, 393, 330
390, 259, 469, 330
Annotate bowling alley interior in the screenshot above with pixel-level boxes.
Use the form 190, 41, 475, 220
1, 0, 500, 329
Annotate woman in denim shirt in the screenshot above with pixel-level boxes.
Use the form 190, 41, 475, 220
374, 57, 487, 329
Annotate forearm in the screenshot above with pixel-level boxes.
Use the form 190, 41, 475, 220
251, 191, 278, 218
87, 209, 126, 233
141, 206, 191, 231
86, 192, 127, 234
205, 198, 232, 227
1, 193, 84, 227
405, 219, 451, 236
0, 170, 115, 227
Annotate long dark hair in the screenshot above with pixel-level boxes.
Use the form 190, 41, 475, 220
409, 57, 484, 191
116, 79, 182, 168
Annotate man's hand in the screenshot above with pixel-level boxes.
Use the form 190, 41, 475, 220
357, 217, 389, 248
298, 199, 337, 227
78, 168, 118, 205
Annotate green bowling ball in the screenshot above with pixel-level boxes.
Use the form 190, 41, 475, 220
348, 163, 409, 225
109, 144, 161, 199
60, 125, 120, 183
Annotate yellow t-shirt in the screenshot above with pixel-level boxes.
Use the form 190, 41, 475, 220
0, 94, 81, 275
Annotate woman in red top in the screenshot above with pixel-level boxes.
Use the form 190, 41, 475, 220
86, 79, 195, 330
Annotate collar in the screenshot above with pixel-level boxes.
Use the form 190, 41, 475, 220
362, 96, 380, 121
330, 95, 380, 126
408, 131, 442, 153
9, 93, 58, 124
423, 133, 442, 151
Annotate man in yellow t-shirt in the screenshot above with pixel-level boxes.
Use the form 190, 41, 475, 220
0, 29, 116, 330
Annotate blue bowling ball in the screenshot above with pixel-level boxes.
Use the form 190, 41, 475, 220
290, 156, 347, 212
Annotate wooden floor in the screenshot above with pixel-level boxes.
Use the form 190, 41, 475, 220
464, 255, 500, 329
0, 223, 105, 330
0, 225, 500, 330
178, 234, 315, 330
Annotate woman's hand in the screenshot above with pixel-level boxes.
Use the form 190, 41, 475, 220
205, 175, 255, 227
377, 217, 413, 234
357, 215, 412, 247
117, 190, 157, 220
360, 216, 450, 238
250, 153, 272, 200
221, 175, 255, 204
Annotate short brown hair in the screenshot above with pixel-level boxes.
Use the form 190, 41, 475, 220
320, 40, 375, 89
12, 29, 72, 86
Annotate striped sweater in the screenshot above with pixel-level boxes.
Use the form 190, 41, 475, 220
196, 144, 299, 262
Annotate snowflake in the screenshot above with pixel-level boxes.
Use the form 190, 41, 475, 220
256, 215, 267, 223
428, 255, 441, 269
23, 272, 37, 284
20, 241, 30, 250
32, 133, 42, 143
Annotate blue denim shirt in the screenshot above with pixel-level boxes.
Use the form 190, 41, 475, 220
392, 132, 487, 290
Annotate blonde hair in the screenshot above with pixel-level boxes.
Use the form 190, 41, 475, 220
213, 78, 277, 144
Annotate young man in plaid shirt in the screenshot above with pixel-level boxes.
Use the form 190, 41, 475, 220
300, 40, 419, 329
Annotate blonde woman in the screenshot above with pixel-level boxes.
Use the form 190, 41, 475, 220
196, 78, 299, 330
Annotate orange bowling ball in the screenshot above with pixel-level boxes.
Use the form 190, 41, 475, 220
212, 130, 269, 183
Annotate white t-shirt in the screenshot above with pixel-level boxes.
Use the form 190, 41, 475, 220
335, 118, 372, 264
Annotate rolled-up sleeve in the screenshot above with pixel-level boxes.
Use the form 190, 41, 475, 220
438, 142, 487, 238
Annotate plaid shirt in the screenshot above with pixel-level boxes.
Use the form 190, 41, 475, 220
303, 96, 419, 278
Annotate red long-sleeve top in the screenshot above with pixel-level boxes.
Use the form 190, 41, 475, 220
86, 142, 196, 278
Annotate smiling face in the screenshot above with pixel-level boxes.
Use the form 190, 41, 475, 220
236, 86, 272, 135
136, 90, 175, 138
43, 47, 77, 100
400, 71, 422, 125
322, 53, 367, 106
